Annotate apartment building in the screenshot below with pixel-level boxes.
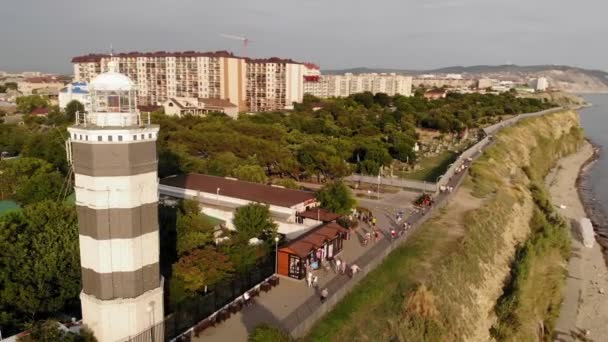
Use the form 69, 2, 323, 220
73, 51, 313, 113
304, 73, 413, 98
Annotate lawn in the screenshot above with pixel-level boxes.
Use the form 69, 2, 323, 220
395, 150, 459, 182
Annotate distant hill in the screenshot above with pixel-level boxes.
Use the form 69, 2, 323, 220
323, 65, 608, 93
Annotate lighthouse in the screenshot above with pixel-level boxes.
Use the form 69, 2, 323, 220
67, 59, 163, 341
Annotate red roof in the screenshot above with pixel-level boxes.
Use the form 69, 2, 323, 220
30, 107, 49, 116
160, 174, 316, 208
280, 222, 347, 258
72, 50, 312, 66
297, 208, 342, 222
200, 98, 237, 108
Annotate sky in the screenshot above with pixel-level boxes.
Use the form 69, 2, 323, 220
1, 0, 607, 74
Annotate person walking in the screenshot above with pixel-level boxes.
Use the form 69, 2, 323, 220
350, 264, 361, 277
307, 271, 313, 288
320, 288, 329, 303
312, 275, 319, 288
334, 258, 341, 274
243, 291, 251, 307
340, 260, 347, 275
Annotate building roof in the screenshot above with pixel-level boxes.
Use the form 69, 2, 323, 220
280, 222, 347, 258
297, 208, 342, 222
199, 98, 237, 108
160, 173, 316, 208
90, 73, 134, 91
30, 107, 49, 115
71, 50, 310, 66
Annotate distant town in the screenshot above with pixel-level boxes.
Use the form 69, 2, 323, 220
0, 50, 551, 120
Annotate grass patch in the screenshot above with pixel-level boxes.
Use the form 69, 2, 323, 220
396, 150, 458, 182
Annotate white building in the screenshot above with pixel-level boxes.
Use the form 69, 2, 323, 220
304, 73, 413, 98
162, 97, 238, 118
528, 77, 548, 91
159, 173, 325, 239
59, 82, 90, 110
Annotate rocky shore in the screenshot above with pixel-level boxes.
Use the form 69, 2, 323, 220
577, 140, 608, 264
552, 140, 608, 341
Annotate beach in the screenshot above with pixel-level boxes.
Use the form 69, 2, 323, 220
548, 141, 608, 341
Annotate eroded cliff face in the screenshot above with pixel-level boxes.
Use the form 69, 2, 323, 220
397, 111, 583, 341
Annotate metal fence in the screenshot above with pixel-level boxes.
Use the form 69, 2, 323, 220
126, 255, 276, 342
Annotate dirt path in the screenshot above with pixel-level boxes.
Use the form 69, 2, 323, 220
549, 141, 608, 341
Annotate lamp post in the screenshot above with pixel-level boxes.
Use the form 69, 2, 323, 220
377, 174, 381, 200
274, 236, 280, 274
216, 187, 220, 206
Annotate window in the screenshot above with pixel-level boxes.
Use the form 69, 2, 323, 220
97, 136, 102, 142
108, 136, 113, 142
133, 135, 137, 140
141, 134, 145, 139
73, 133, 77, 139
85, 135, 88, 141
118, 135, 123, 142
148, 133, 152, 138
79, 135, 83, 140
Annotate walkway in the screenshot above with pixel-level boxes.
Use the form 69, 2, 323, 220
193, 159, 473, 341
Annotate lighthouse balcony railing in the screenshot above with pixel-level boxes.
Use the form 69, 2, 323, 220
74, 111, 152, 128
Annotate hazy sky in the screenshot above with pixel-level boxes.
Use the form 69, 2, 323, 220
1, 0, 607, 73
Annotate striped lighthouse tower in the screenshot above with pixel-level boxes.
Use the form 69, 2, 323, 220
68, 60, 163, 341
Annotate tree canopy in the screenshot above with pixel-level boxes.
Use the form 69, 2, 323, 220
172, 246, 234, 293
0, 157, 64, 204
16, 95, 49, 114
175, 200, 215, 256
152, 91, 553, 180
233, 203, 278, 243
0, 201, 80, 335
316, 180, 357, 215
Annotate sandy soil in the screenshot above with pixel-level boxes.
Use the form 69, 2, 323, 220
548, 141, 608, 341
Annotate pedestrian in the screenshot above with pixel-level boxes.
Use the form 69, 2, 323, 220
350, 264, 361, 276
243, 291, 251, 307
390, 227, 397, 240
364, 232, 371, 246
312, 275, 319, 288
341, 260, 347, 274
320, 288, 329, 303
374, 229, 379, 242
307, 271, 313, 288
334, 258, 341, 273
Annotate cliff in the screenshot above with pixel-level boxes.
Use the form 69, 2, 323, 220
395, 110, 583, 341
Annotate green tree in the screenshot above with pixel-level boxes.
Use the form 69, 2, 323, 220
0, 201, 80, 332
234, 164, 268, 184
4, 82, 18, 91
233, 203, 278, 242
16, 95, 49, 114
316, 180, 356, 215
173, 247, 234, 293
176, 200, 215, 256
18, 320, 78, 342
64, 100, 85, 122
0, 157, 64, 204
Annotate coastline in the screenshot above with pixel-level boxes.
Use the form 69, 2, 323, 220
577, 140, 608, 265
550, 140, 608, 341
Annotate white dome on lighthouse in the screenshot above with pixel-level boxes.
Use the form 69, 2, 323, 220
89, 60, 135, 91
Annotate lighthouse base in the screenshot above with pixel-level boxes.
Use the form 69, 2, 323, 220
80, 283, 164, 342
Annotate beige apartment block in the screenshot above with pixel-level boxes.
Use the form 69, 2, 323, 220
73, 51, 314, 113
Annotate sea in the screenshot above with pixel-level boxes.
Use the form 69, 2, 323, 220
579, 94, 608, 213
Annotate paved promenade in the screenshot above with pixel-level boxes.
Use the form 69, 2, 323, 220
193, 162, 472, 341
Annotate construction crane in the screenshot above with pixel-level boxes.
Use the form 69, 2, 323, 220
220, 33, 251, 57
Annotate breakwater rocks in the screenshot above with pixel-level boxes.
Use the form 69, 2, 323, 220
576, 140, 608, 264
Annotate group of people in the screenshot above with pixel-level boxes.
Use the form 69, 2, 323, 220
306, 257, 362, 303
